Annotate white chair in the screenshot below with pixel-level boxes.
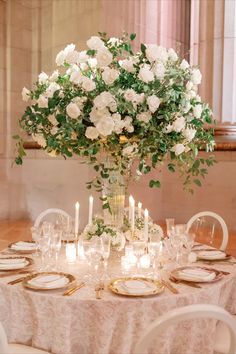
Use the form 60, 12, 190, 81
34, 208, 71, 229
134, 304, 236, 354
0, 321, 50, 354
186, 211, 229, 251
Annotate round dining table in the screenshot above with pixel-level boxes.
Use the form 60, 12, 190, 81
0, 246, 236, 354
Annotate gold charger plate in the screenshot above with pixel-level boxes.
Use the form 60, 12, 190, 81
195, 249, 231, 261
0, 256, 33, 271
171, 266, 224, 283
22, 271, 76, 291
8, 241, 37, 254
108, 277, 164, 297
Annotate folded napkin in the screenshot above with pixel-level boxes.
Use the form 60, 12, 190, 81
28, 274, 69, 289
198, 250, 226, 260
10, 241, 36, 251
119, 280, 156, 295
0, 257, 28, 270
177, 268, 216, 282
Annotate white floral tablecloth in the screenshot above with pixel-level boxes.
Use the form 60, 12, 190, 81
0, 249, 236, 354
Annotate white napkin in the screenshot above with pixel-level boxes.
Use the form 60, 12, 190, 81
10, 241, 36, 251
28, 274, 69, 289
198, 250, 226, 260
0, 258, 28, 270
119, 280, 156, 295
177, 268, 216, 282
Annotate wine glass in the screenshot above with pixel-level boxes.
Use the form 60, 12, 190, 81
166, 218, 175, 237
148, 241, 159, 278
50, 230, 62, 270
133, 241, 146, 273
37, 232, 51, 271
100, 235, 111, 280
83, 239, 102, 284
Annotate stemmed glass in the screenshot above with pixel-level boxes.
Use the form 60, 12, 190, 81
147, 241, 159, 278
133, 241, 146, 274
37, 232, 51, 271
50, 230, 62, 270
100, 235, 111, 280
166, 218, 175, 237
83, 239, 102, 284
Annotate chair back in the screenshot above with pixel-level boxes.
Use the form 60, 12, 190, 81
134, 304, 236, 354
34, 208, 71, 229
0, 322, 9, 354
186, 211, 228, 250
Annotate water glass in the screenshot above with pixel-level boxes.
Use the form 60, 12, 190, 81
133, 241, 146, 273
50, 230, 62, 270
101, 235, 111, 279
38, 233, 51, 270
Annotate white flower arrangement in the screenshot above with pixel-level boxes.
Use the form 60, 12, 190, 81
15, 32, 215, 199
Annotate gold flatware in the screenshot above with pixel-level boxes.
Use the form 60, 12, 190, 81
63, 282, 85, 296
162, 280, 179, 294
170, 277, 202, 288
8, 274, 33, 285
95, 285, 102, 299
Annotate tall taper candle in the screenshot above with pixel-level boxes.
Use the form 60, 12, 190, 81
138, 202, 142, 218
144, 208, 149, 242
130, 197, 135, 233
75, 202, 80, 236
88, 195, 94, 224
129, 195, 133, 222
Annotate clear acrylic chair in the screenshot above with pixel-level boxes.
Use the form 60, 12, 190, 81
186, 211, 228, 251
134, 304, 236, 354
0, 321, 51, 354
34, 208, 71, 229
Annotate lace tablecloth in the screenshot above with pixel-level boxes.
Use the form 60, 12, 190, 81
0, 249, 236, 354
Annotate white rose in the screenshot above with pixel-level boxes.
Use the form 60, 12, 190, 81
48, 114, 58, 126
85, 126, 99, 140
186, 81, 194, 91
191, 69, 202, 85
65, 50, 79, 65
102, 67, 119, 85
94, 91, 115, 109
168, 48, 178, 61
96, 47, 113, 68
172, 116, 186, 132
107, 37, 121, 46
37, 95, 48, 108
32, 133, 47, 148
165, 124, 173, 133
146, 44, 168, 63
72, 96, 87, 110
46, 82, 60, 98
87, 36, 104, 50
38, 72, 48, 84
119, 58, 135, 73
185, 90, 197, 100
138, 65, 154, 83
124, 89, 136, 102
55, 50, 66, 66
49, 70, 59, 82
147, 95, 161, 113
82, 77, 96, 92
182, 100, 192, 113
70, 70, 83, 85
134, 93, 145, 105
90, 107, 110, 124
66, 102, 81, 119
96, 116, 114, 136
21, 87, 30, 102
124, 116, 134, 133
183, 128, 196, 142
80, 63, 88, 71
193, 104, 203, 118
50, 126, 58, 135
137, 111, 152, 124
153, 62, 165, 79
88, 58, 97, 68
180, 59, 190, 70
113, 113, 124, 134
77, 51, 89, 63
64, 44, 76, 55
172, 143, 185, 156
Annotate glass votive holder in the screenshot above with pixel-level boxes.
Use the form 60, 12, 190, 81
125, 245, 134, 257
66, 243, 76, 264
140, 254, 151, 269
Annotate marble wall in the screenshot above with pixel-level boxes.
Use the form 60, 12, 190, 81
0, 0, 236, 233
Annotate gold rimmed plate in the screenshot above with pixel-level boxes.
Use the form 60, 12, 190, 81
8, 241, 37, 254
0, 256, 33, 271
22, 271, 76, 291
171, 266, 224, 283
108, 277, 164, 297
195, 249, 231, 261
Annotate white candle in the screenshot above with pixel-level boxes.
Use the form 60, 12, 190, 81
130, 196, 135, 233
144, 208, 149, 242
128, 195, 133, 221
140, 254, 151, 268
77, 241, 86, 260
88, 195, 93, 224
138, 202, 142, 218
74, 202, 80, 236
66, 243, 76, 263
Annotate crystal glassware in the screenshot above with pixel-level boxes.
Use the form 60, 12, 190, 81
50, 230, 62, 270
133, 241, 146, 273
38, 233, 51, 271
101, 235, 111, 280
166, 218, 175, 237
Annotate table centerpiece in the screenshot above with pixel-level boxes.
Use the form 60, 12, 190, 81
15, 32, 215, 227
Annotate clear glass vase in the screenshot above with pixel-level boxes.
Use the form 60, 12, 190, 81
102, 160, 126, 229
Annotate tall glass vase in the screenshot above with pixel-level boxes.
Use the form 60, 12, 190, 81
102, 159, 126, 229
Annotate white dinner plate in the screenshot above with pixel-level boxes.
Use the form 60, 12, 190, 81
22, 272, 75, 290
0, 256, 33, 271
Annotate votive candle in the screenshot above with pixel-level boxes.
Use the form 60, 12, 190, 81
66, 243, 76, 263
